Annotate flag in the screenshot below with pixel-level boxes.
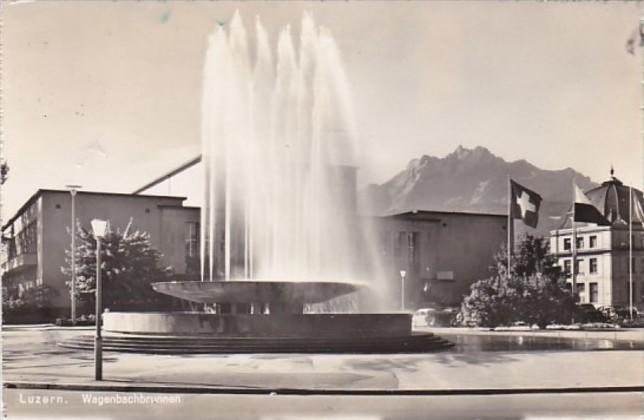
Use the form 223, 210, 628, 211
574, 184, 609, 225
510, 180, 542, 228
632, 189, 644, 224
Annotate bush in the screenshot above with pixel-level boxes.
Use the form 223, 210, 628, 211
459, 235, 576, 328
2, 284, 60, 324
61, 219, 173, 310
3, 284, 59, 312
460, 275, 575, 328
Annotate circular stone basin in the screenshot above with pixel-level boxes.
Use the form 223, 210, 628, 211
151, 280, 363, 305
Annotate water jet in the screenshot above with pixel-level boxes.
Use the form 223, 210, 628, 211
59, 12, 453, 354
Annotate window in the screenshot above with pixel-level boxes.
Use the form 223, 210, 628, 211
563, 238, 571, 251
563, 259, 571, 277
394, 232, 406, 259
394, 231, 420, 263
407, 232, 419, 263
18, 221, 37, 256
589, 258, 598, 274
575, 259, 584, 275
589, 236, 597, 248
576, 237, 584, 249
577, 283, 586, 302
185, 222, 200, 258
589, 283, 598, 303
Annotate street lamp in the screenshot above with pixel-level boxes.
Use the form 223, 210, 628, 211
66, 185, 82, 326
91, 219, 107, 381
399, 270, 407, 311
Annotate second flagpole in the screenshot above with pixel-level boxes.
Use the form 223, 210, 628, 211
507, 176, 513, 278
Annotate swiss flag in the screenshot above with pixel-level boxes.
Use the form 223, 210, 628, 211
510, 180, 542, 228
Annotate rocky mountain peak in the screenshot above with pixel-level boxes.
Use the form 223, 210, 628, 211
361, 145, 598, 235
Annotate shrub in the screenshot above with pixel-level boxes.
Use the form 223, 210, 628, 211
61, 219, 173, 310
459, 235, 576, 328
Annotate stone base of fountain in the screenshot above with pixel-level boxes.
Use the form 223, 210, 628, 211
58, 330, 453, 354
102, 312, 412, 338
58, 281, 454, 353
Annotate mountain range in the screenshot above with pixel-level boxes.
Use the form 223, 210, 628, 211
361, 145, 598, 236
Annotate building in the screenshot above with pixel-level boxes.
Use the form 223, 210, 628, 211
375, 210, 506, 308
2, 187, 506, 319
1, 189, 199, 317
549, 174, 644, 309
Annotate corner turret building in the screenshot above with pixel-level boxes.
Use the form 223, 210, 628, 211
549, 172, 644, 309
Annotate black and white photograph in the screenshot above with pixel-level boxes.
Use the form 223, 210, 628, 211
1, 1, 643, 419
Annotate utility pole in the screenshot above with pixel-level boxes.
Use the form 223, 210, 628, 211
66, 185, 82, 325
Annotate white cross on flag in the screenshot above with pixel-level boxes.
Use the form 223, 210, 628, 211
510, 180, 542, 228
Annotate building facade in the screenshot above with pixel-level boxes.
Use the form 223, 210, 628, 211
375, 210, 506, 308
1, 190, 199, 316
549, 175, 644, 309
2, 189, 506, 318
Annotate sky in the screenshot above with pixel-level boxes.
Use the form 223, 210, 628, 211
1, 1, 642, 220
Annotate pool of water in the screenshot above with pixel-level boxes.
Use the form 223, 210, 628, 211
443, 333, 644, 352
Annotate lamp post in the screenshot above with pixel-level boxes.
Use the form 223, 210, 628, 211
66, 185, 82, 326
399, 270, 406, 311
91, 219, 107, 381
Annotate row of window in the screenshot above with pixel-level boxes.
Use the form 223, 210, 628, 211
562, 257, 599, 276
377, 230, 421, 262
578, 281, 644, 304
577, 282, 599, 304
562, 256, 644, 276
185, 223, 425, 266
563, 235, 598, 251
5, 221, 38, 260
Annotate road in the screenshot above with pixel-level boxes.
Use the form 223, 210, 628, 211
3, 389, 642, 419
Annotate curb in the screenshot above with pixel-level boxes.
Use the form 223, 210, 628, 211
4, 382, 644, 396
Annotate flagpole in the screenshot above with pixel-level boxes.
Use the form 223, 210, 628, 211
571, 182, 577, 303
629, 186, 633, 320
507, 176, 513, 278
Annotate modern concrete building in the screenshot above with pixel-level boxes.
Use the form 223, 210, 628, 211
549, 175, 644, 309
375, 210, 506, 308
1, 189, 199, 317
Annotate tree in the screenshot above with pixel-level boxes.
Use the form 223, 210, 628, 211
61, 220, 173, 311
459, 234, 575, 328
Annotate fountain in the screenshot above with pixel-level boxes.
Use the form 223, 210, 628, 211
59, 13, 453, 353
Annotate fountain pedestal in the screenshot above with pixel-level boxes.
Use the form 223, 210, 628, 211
59, 280, 454, 353
105, 281, 412, 338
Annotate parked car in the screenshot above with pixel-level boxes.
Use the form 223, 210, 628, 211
412, 308, 435, 327
598, 305, 639, 323
412, 306, 457, 327
576, 304, 606, 323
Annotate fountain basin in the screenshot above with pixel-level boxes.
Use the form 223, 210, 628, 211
59, 280, 456, 353
151, 280, 362, 306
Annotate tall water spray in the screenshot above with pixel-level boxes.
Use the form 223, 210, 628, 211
200, 12, 373, 284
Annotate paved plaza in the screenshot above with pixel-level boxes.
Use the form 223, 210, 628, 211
3, 326, 643, 392
3, 326, 643, 419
